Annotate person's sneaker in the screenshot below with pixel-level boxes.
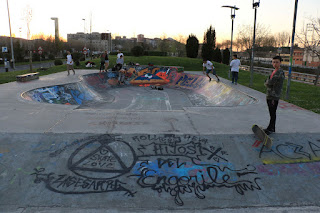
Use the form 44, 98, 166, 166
235, 82, 237, 85
209, 78, 212, 82
263, 128, 275, 135
217, 78, 220, 82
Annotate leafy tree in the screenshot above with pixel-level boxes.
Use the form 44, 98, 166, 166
186, 34, 199, 58
13, 41, 26, 62
222, 48, 230, 65
159, 39, 170, 53
213, 48, 222, 63
32, 53, 41, 61
201, 25, 216, 60
131, 45, 144, 57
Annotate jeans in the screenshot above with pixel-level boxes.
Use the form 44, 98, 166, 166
267, 99, 279, 131
231, 71, 238, 83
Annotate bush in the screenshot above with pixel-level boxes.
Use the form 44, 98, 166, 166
72, 52, 82, 61
144, 51, 167, 56
131, 46, 144, 57
32, 53, 41, 62
48, 54, 55, 60
54, 59, 63, 66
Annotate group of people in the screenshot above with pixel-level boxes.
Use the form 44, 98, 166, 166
202, 54, 240, 84
67, 49, 284, 136
99, 50, 124, 73
203, 55, 285, 136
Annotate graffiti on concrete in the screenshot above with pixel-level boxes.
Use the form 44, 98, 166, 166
132, 159, 260, 206
22, 83, 95, 105
31, 134, 262, 206
279, 102, 305, 111
258, 139, 320, 164
31, 168, 135, 196
257, 161, 320, 177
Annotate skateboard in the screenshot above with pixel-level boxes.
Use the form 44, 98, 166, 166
150, 85, 163, 90
252, 124, 273, 149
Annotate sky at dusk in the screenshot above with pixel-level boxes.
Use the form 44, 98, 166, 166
0, 0, 319, 43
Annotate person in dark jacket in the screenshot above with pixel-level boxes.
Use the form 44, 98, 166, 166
264, 55, 285, 135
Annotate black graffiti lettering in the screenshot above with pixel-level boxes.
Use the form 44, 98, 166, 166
32, 134, 250, 206
309, 141, 320, 157
135, 164, 261, 206
31, 168, 135, 195
277, 143, 311, 160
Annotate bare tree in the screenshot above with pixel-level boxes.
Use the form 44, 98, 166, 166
262, 35, 277, 47
236, 24, 270, 60
275, 32, 290, 47
296, 17, 320, 85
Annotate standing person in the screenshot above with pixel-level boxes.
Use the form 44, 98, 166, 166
99, 53, 105, 73
104, 51, 109, 72
66, 51, 75, 76
264, 55, 285, 135
116, 55, 124, 70
202, 59, 220, 82
230, 54, 241, 85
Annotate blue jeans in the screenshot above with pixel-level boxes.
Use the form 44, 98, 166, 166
231, 71, 238, 83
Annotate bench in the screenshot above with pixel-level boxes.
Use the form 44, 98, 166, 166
16, 72, 39, 82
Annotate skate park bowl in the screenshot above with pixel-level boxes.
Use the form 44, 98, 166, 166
21, 65, 258, 110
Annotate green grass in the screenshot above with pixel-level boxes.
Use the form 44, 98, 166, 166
0, 60, 55, 67
1, 56, 319, 114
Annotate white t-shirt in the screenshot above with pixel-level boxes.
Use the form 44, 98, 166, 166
67, 55, 73, 65
230, 59, 241, 72
203, 60, 214, 70
117, 53, 124, 59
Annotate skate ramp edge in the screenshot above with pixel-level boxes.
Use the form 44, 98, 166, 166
21, 65, 258, 108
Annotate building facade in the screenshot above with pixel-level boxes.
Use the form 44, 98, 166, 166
67, 32, 112, 53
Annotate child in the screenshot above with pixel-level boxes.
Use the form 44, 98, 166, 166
202, 59, 220, 82
264, 55, 285, 135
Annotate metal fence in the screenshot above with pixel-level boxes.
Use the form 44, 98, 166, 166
240, 65, 320, 86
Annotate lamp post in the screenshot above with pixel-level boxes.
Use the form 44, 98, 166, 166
285, 0, 299, 99
249, 0, 260, 87
222, 5, 239, 79
82, 18, 86, 33
50, 17, 59, 42
6, 0, 15, 69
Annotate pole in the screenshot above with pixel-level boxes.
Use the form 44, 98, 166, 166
229, 13, 234, 79
250, 7, 257, 87
6, 0, 15, 69
285, 0, 299, 99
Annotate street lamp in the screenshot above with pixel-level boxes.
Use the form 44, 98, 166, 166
222, 5, 239, 79
82, 18, 86, 33
6, 0, 15, 69
51, 17, 59, 42
249, 0, 260, 87
286, 0, 299, 99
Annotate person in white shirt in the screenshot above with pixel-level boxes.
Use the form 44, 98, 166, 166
117, 50, 124, 59
230, 54, 241, 85
202, 59, 220, 82
66, 51, 75, 76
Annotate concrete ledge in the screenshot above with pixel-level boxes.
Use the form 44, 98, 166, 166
16, 72, 39, 82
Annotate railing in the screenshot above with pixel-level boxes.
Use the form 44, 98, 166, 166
240, 65, 320, 86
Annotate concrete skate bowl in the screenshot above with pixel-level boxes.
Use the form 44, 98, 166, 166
21, 65, 258, 110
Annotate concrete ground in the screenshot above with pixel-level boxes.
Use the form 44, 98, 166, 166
0, 69, 320, 212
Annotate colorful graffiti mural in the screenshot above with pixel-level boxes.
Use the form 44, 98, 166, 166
22, 83, 96, 105
22, 65, 257, 107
